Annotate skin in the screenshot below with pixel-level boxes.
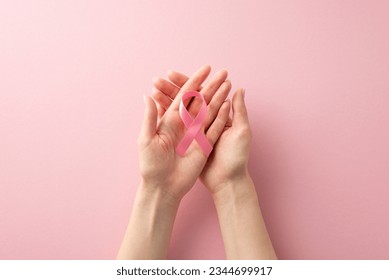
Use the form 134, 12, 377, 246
117, 65, 277, 259
152, 69, 277, 259
117, 65, 231, 259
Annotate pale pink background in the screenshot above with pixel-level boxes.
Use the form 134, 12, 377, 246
0, 0, 388, 259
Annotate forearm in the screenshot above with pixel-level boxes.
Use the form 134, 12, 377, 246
116, 181, 180, 259
212, 174, 277, 259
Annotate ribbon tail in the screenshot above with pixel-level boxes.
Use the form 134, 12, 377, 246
195, 133, 213, 157
176, 129, 213, 157
176, 135, 193, 156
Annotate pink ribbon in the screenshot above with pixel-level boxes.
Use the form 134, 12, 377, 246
176, 91, 212, 157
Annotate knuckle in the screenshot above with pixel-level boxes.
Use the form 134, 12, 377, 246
238, 125, 252, 139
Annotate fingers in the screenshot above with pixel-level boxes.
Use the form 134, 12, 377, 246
200, 69, 228, 103
139, 96, 158, 142
226, 116, 232, 128
189, 68, 228, 110
204, 80, 231, 131
206, 100, 231, 146
152, 88, 172, 112
166, 65, 211, 115
232, 88, 250, 127
158, 68, 227, 112
167, 69, 228, 109
176, 69, 229, 128
155, 68, 231, 144
152, 77, 181, 100
156, 103, 166, 120
167, 70, 190, 88
157, 65, 211, 144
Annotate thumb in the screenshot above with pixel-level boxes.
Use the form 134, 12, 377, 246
232, 88, 249, 127
139, 95, 158, 141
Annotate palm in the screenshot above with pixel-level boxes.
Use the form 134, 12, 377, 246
151, 70, 250, 195
140, 109, 208, 199
200, 128, 234, 192
139, 66, 231, 201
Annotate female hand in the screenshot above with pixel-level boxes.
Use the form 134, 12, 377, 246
139, 65, 231, 202
152, 70, 277, 260
152, 71, 252, 195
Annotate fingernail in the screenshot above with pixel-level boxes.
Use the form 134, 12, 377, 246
143, 94, 147, 104
242, 88, 246, 99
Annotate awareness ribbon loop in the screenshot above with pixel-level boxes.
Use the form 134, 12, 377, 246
176, 91, 212, 157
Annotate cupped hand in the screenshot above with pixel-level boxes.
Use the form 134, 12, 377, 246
138, 66, 231, 202
152, 70, 252, 195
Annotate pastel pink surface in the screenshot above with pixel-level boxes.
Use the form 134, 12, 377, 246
0, 0, 388, 259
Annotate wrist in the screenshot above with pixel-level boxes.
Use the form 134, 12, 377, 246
209, 173, 277, 260
118, 181, 180, 259
211, 172, 258, 207
138, 179, 181, 210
